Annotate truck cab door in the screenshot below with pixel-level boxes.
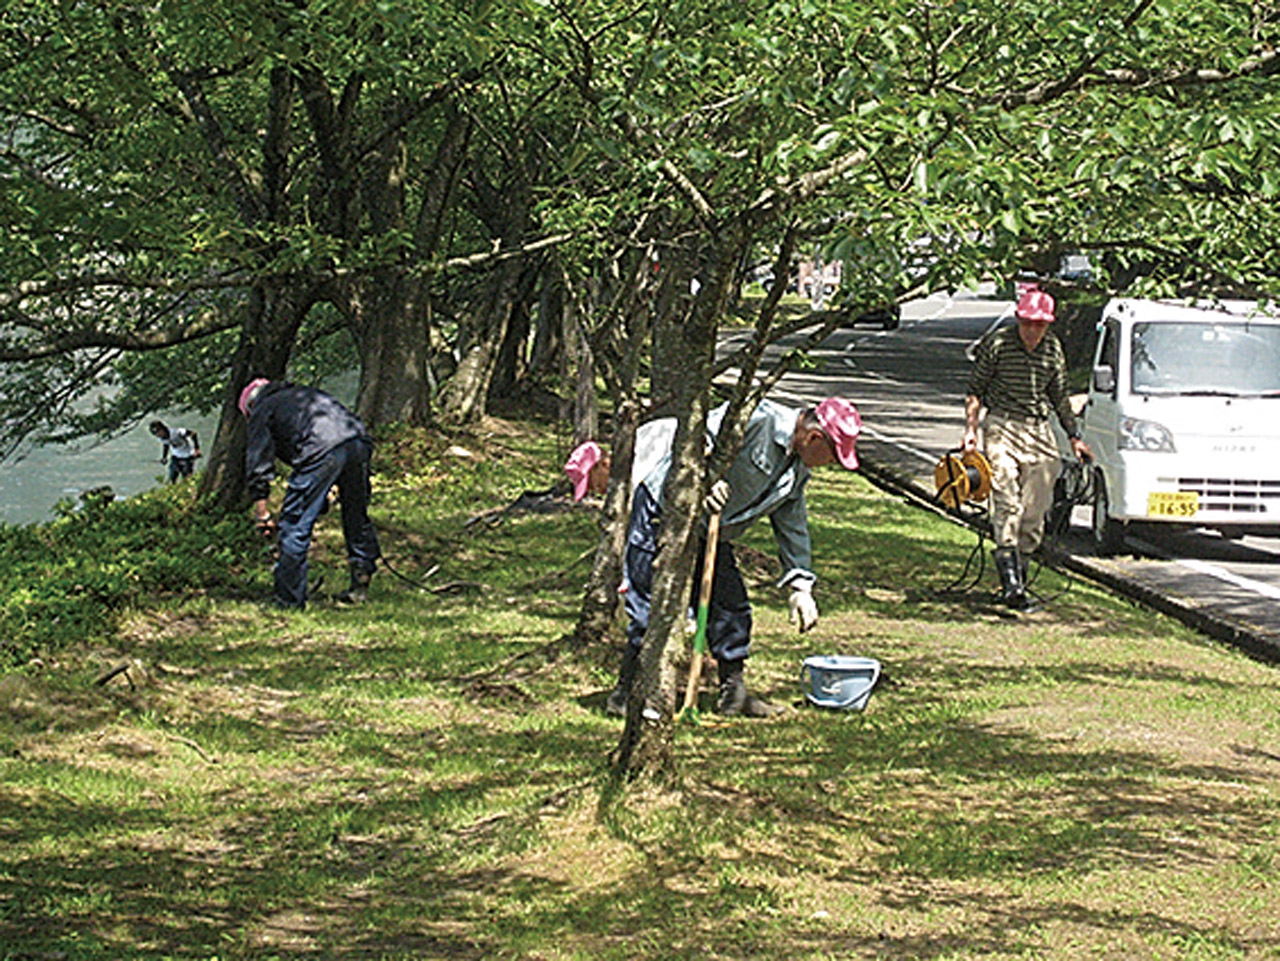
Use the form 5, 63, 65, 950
1082, 317, 1122, 471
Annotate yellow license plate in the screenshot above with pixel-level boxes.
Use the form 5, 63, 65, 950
1148, 491, 1199, 518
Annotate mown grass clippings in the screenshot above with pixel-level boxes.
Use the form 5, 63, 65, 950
3, 415, 1280, 959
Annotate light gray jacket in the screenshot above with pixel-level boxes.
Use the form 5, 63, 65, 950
640, 400, 814, 589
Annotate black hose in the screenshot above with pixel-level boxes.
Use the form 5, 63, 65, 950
1024, 459, 1096, 604
379, 555, 441, 592
937, 527, 988, 595
932, 448, 992, 596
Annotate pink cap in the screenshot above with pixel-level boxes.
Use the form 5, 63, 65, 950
1015, 288, 1055, 323
564, 441, 602, 501
238, 378, 270, 418
815, 397, 862, 470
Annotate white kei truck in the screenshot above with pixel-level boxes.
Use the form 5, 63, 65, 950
1079, 297, 1280, 554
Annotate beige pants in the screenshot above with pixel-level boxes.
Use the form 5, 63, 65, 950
984, 414, 1061, 554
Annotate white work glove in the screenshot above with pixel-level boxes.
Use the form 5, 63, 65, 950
789, 586, 819, 633
704, 479, 731, 514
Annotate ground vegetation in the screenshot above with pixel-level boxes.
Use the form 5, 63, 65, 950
2, 415, 1279, 958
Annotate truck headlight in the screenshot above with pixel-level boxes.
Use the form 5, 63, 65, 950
1118, 416, 1176, 452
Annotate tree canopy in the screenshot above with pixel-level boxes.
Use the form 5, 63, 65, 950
2, 1, 1276, 442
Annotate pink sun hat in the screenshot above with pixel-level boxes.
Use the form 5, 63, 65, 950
238, 378, 271, 417
815, 397, 862, 471
1015, 288, 1056, 323
564, 441, 603, 501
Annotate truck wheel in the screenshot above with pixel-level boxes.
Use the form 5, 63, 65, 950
1091, 477, 1126, 556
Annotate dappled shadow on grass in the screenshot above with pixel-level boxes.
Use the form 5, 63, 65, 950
756, 897, 1277, 961
683, 715, 1275, 876
5, 647, 1278, 959
126, 584, 583, 696
869, 654, 1257, 707
0, 714, 613, 958
0, 794, 501, 959
7, 456, 1280, 958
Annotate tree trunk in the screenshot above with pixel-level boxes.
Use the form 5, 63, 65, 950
487, 264, 540, 406
609, 415, 707, 782
649, 250, 701, 415
570, 400, 638, 648
352, 104, 471, 426
344, 270, 433, 427
202, 282, 318, 509
528, 258, 567, 384
342, 98, 443, 429
569, 238, 667, 651
437, 173, 532, 426
567, 289, 599, 445
611, 231, 733, 781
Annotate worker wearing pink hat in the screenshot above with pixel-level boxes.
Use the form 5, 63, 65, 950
962, 287, 1092, 609
240, 378, 381, 609
607, 397, 862, 720
563, 441, 608, 502
563, 418, 680, 503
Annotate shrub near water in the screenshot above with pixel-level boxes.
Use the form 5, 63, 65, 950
0, 485, 257, 668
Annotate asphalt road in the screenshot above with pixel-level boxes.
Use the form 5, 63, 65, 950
750, 287, 1280, 660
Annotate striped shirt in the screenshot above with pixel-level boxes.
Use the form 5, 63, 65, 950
967, 325, 1079, 437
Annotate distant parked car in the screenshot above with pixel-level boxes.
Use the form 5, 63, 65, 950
847, 303, 901, 330
752, 267, 797, 294
1058, 252, 1093, 282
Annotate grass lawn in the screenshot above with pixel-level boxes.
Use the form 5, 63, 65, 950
2, 414, 1279, 960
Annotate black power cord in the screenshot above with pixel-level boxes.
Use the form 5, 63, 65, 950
1023, 458, 1097, 605
931, 450, 993, 597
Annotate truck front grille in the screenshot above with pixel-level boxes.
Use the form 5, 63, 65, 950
1176, 477, 1280, 514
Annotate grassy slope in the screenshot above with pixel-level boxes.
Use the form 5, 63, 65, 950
2, 416, 1279, 960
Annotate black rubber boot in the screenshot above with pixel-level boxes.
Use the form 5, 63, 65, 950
993, 547, 1029, 611
716, 659, 748, 716
606, 645, 640, 717
336, 564, 372, 605
1019, 554, 1042, 611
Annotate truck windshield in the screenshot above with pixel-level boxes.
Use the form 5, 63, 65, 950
1130, 321, 1280, 396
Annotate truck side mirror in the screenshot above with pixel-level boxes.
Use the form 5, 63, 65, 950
1092, 365, 1115, 394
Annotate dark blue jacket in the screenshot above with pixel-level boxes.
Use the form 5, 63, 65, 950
245, 383, 370, 501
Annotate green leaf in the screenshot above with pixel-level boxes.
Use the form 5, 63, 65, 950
914, 161, 930, 195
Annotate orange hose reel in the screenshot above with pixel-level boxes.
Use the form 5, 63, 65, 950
933, 449, 993, 510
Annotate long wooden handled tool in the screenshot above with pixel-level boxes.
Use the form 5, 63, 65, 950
681, 512, 721, 717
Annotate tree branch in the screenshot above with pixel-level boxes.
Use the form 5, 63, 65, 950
139, 15, 265, 226
0, 272, 255, 309
974, 0, 1280, 107
1092, 49, 1280, 90
0, 307, 238, 362
747, 147, 871, 221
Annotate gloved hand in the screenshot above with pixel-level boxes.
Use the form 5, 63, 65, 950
704, 479, 731, 514
789, 586, 819, 633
